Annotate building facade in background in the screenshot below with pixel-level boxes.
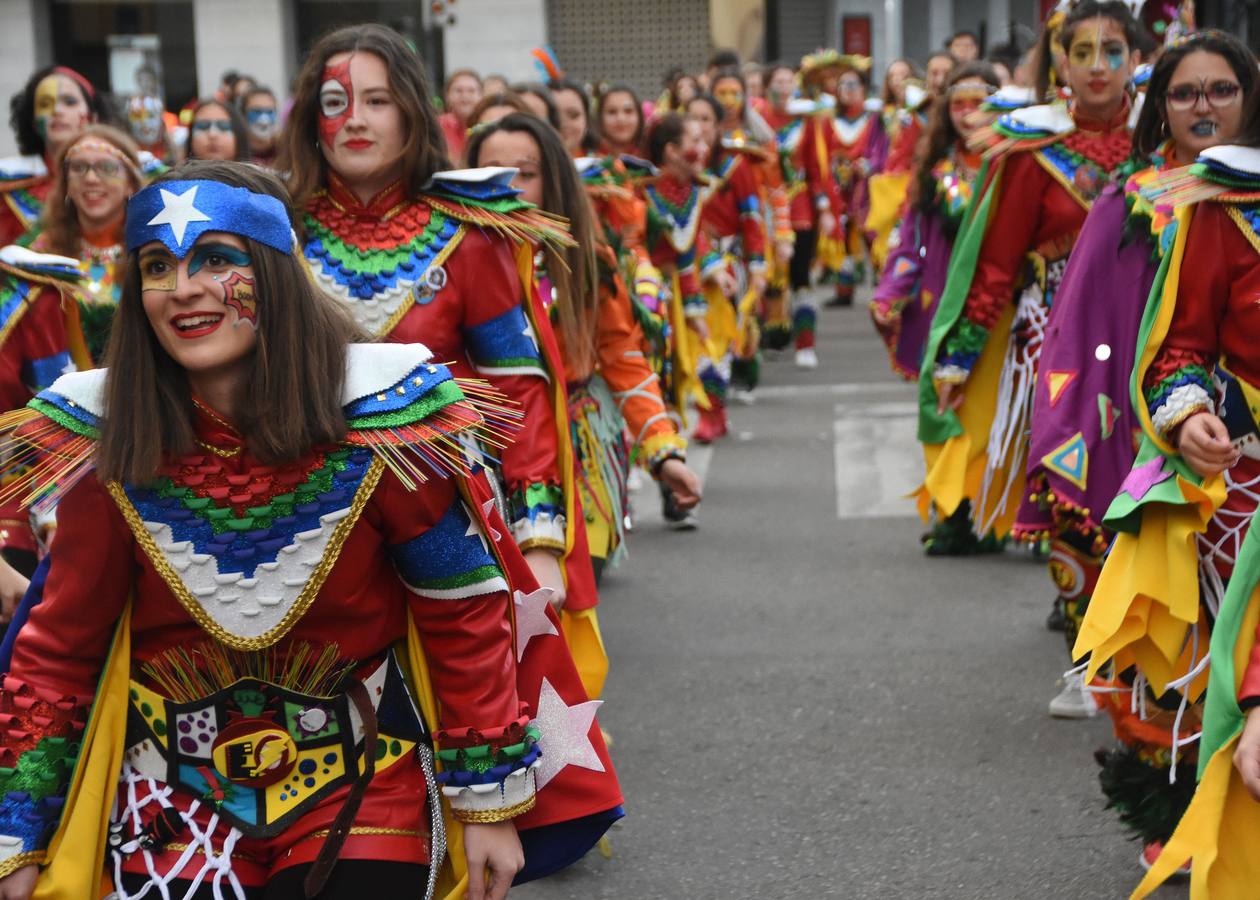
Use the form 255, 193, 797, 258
0, 0, 1254, 156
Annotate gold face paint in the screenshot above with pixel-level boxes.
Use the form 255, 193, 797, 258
140, 250, 177, 292
33, 75, 59, 139
1068, 21, 1104, 69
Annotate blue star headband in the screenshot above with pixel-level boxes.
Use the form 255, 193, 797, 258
125, 179, 295, 258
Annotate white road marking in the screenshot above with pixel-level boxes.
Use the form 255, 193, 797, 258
833, 400, 924, 519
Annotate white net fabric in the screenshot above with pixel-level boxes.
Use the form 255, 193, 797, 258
108, 763, 247, 900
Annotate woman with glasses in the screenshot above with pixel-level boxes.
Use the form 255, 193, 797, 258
0, 126, 144, 624
1022, 31, 1255, 870
186, 98, 249, 162
919, 3, 1139, 673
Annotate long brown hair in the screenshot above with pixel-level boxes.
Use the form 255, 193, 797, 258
909, 62, 1000, 220
466, 113, 601, 380
39, 124, 142, 257
280, 23, 452, 209
97, 160, 363, 484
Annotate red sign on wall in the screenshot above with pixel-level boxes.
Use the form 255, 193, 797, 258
841, 15, 872, 56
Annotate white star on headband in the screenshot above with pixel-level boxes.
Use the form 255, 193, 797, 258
147, 186, 211, 246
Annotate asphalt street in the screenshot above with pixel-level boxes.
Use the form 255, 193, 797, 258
516, 287, 1188, 900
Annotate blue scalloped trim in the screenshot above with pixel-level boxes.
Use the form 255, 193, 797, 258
343, 361, 454, 418
29, 389, 100, 431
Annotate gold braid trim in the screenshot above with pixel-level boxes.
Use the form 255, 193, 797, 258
374, 224, 467, 339
1226, 205, 1260, 256
106, 458, 384, 651
450, 793, 537, 824
0, 851, 45, 880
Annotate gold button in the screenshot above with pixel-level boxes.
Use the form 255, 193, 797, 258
396, 386, 406, 395
376, 393, 386, 402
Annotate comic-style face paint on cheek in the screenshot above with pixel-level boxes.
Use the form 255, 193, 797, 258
139, 250, 177, 292
218, 271, 257, 326
318, 58, 353, 145
1104, 45, 1127, 71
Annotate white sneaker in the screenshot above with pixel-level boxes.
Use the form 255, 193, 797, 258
795, 347, 819, 369
730, 387, 757, 405
1048, 673, 1098, 719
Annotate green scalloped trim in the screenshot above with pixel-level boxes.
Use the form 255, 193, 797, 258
942, 317, 990, 359
437, 725, 540, 773
303, 206, 452, 272
150, 448, 352, 534
27, 397, 98, 439
0, 735, 78, 801
344, 379, 464, 430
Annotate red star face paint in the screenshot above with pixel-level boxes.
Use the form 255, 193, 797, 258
318, 58, 353, 146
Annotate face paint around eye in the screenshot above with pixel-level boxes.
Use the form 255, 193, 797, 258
318, 57, 354, 145
33, 75, 59, 138
140, 255, 178, 292
187, 243, 253, 276
1104, 47, 1127, 71
218, 271, 258, 326
246, 108, 277, 139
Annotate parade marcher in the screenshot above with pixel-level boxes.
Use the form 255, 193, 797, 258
686, 83, 778, 435
804, 51, 887, 308
509, 83, 561, 132
871, 64, 997, 385
281, 24, 609, 693
2, 66, 106, 246
596, 86, 645, 157
759, 63, 837, 359
469, 113, 701, 585
242, 87, 281, 169
917, 2, 1139, 595
640, 113, 716, 528
549, 79, 597, 157
187, 99, 250, 163
439, 69, 482, 164
468, 92, 532, 129
0, 159, 623, 900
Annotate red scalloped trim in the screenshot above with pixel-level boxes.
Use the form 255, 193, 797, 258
435, 709, 532, 751
0, 677, 85, 760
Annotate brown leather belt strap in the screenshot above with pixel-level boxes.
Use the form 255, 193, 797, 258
304, 680, 379, 898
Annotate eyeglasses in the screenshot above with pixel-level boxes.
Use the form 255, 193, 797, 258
66, 159, 126, 180
838, 77, 863, 90
192, 119, 234, 134
1166, 80, 1242, 110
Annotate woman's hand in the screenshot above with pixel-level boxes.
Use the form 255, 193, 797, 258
936, 381, 965, 415
0, 556, 30, 623
774, 239, 794, 264
1234, 707, 1260, 802
687, 315, 710, 343
715, 269, 738, 297
464, 821, 524, 900
659, 458, 702, 510
870, 302, 898, 328
749, 270, 768, 298
818, 210, 837, 238
521, 547, 566, 611
0, 864, 37, 900
1176, 412, 1239, 478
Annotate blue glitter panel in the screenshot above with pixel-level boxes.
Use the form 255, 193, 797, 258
0, 278, 30, 337
429, 171, 521, 201
465, 306, 544, 368
388, 499, 501, 588
22, 352, 72, 392
343, 361, 454, 418
124, 449, 372, 578
32, 388, 100, 430
1038, 143, 1082, 186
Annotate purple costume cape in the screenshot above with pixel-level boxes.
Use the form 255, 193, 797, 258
871, 206, 952, 380
1017, 182, 1156, 539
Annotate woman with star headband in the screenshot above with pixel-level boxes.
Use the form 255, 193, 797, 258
2, 66, 110, 246
279, 24, 607, 684
0, 159, 622, 900
918, 3, 1140, 700
468, 113, 701, 599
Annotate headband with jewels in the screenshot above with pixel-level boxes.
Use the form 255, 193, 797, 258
125, 179, 294, 257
